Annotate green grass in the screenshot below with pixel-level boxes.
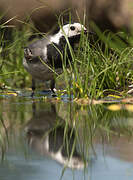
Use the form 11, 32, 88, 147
0, 14, 133, 99
61, 23, 133, 99
0, 12, 36, 89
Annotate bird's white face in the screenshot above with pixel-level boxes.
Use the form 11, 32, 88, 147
60, 23, 87, 38
50, 23, 87, 44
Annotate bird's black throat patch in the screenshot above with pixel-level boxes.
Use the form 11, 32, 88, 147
47, 34, 81, 69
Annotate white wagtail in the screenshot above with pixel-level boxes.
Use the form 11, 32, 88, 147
23, 23, 87, 96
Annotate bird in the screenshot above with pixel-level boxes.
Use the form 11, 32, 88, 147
23, 22, 87, 96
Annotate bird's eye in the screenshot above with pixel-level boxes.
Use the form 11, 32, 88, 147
70, 26, 75, 31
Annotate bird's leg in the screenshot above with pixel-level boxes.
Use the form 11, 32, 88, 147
32, 101, 36, 117
31, 79, 36, 97
50, 79, 57, 95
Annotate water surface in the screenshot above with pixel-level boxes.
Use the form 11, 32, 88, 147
0, 91, 133, 180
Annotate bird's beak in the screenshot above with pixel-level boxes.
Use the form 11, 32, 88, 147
83, 29, 87, 35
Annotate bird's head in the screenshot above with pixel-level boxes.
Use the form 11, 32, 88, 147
60, 23, 87, 38
50, 23, 87, 45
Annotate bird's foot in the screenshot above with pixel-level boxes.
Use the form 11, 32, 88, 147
51, 88, 57, 97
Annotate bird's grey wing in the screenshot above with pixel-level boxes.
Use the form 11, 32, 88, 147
24, 37, 50, 60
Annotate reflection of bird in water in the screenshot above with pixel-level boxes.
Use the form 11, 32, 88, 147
23, 23, 87, 96
25, 102, 85, 169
